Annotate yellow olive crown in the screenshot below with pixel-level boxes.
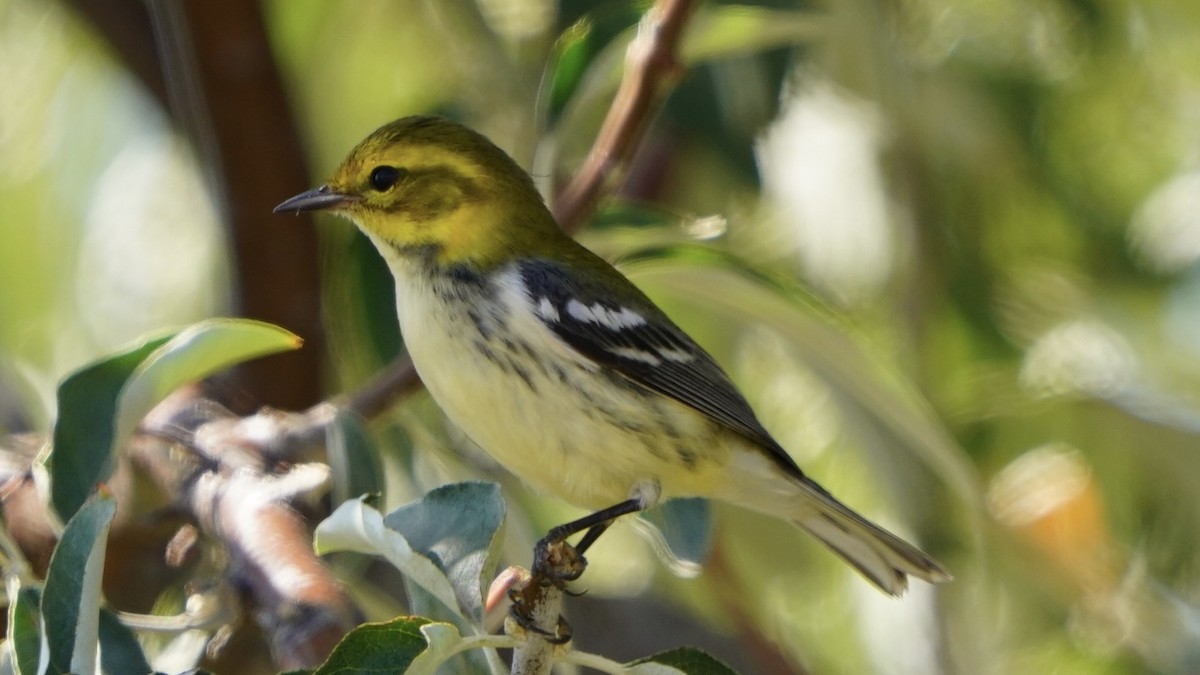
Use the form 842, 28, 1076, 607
277, 115, 563, 268
334, 115, 541, 208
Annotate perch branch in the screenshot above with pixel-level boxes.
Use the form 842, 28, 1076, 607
504, 545, 573, 675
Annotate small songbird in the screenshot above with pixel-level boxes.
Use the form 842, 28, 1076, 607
275, 115, 949, 595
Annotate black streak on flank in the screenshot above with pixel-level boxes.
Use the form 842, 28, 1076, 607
475, 340, 500, 368
501, 336, 546, 379
552, 364, 569, 385
473, 336, 537, 392
467, 308, 486, 337
675, 445, 698, 470
508, 357, 537, 392
445, 263, 489, 292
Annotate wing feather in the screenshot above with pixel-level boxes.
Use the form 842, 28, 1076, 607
517, 259, 804, 477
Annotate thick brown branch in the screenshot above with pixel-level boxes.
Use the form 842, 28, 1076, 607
503, 544, 580, 675
133, 390, 360, 668
168, 1, 326, 410
69, 0, 326, 410
341, 358, 423, 422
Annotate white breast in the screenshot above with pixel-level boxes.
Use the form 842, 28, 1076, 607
381, 257, 727, 509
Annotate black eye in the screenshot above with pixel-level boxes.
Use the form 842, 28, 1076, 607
369, 165, 405, 191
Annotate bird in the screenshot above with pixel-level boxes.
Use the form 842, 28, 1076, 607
274, 115, 949, 595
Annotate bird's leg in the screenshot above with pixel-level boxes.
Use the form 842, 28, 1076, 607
508, 498, 644, 643
573, 520, 613, 556
532, 498, 644, 584
512, 498, 646, 639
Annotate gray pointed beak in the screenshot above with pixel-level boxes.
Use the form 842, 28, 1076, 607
273, 185, 358, 214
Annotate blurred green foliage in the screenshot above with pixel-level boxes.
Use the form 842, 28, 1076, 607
3, 0, 1200, 673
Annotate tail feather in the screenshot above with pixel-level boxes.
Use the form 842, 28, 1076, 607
792, 482, 951, 596
720, 448, 950, 595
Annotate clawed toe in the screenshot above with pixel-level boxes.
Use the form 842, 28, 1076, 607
533, 538, 587, 585
507, 600, 573, 645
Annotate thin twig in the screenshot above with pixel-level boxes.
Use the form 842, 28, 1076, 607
506, 550, 570, 675
340, 358, 423, 422
508, 583, 564, 675
553, 0, 696, 233
133, 390, 361, 668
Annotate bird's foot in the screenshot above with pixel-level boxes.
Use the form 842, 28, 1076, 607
532, 537, 587, 586
505, 568, 573, 645
506, 586, 573, 645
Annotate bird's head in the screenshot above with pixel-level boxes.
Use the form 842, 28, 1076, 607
275, 115, 559, 268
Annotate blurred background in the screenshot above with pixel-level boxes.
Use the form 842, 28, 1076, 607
3, 0, 1200, 673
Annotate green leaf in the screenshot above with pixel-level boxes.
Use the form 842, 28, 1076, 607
545, 18, 595, 118
51, 332, 173, 520
630, 647, 739, 675
42, 492, 116, 675
325, 410, 384, 506
551, 5, 822, 146
403, 622, 472, 675
591, 201, 685, 231
629, 647, 739, 675
311, 616, 432, 675
380, 484, 507, 675
112, 318, 302, 461
315, 498, 463, 620
49, 319, 300, 521
8, 585, 43, 675
383, 482, 505, 624
680, 6, 825, 63
315, 487, 508, 673
539, 5, 643, 123
97, 607, 151, 675
634, 498, 711, 576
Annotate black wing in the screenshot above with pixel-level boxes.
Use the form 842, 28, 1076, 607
518, 259, 804, 477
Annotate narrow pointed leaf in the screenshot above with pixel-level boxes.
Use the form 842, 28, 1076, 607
538, 5, 642, 122
41, 492, 115, 675
51, 333, 173, 520
113, 318, 302, 459
8, 585, 43, 675
545, 18, 595, 117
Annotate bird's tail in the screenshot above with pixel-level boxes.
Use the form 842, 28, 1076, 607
790, 480, 950, 595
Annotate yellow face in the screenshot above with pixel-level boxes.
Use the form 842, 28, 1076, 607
330, 141, 500, 260
275, 116, 558, 268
